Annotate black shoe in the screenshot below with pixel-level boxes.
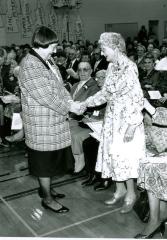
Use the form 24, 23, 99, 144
38, 188, 65, 199
134, 222, 165, 239
94, 180, 112, 191
81, 175, 100, 186
0, 138, 10, 148
41, 200, 69, 213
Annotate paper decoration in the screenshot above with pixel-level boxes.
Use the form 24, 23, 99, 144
35, 0, 46, 27
61, 13, 68, 40
51, 0, 81, 8
20, 0, 33, 38
48, 6, 58, 33
6, 0, 19, 32
0, 15, 4, 27
75, 15, 84, 40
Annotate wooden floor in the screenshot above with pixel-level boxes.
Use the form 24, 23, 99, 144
0, 143, 167, 238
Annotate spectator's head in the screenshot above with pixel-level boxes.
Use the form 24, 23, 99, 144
95, 70, 106, 88
80, 51, 91, 62
77, 61, 92, 82
143, 53, 155, 71
31, 26, 58, 59
93, 47, 101, 61
137, 44, 146, 57
54, 51, 67, 66
68, 48, 77, 61
147, 43, 154, 53
152, 48, 160, 61
0, 47, 7, 66
128, 51, 137, 62
4, 47, 16, 65
160, 46, 167, 58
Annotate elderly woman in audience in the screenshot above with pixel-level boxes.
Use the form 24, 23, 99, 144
139, 54, 160, 99
70, 61, 99, 173
136, 44, 146, 70
135, 99, 167, 239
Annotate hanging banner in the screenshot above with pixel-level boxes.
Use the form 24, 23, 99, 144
75, 15, 84, 41
51, 0, 81, 8
35, 0, 46, 27
61, 13, 68, 41
20, 0, 33, 38
6, 0, 19, 32
0, 15, 4, 27
48, 7, 58, 33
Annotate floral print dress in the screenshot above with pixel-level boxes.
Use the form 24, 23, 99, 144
85, 56, 146, 181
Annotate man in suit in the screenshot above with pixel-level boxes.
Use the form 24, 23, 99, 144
66, 48, 79, 85
91, 47, 108, 77
70, 61, 99, 173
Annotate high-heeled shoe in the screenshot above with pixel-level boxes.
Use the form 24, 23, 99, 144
41, 200, 69, 213
120, 197, 136, 214
104, 194, 125, 205
38, 188, 65, 199
134, 222, 165, 239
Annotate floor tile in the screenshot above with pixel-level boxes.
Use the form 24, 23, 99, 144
0, 198, 35, 237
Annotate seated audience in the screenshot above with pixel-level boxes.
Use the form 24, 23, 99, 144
70, 61, 99, 173
135, 99, 167, 239
82, 70, 112, 190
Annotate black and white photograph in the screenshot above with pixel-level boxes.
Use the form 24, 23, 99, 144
0, 0, 167, 239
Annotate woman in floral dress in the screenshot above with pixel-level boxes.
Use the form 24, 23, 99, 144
79, 32, 146, 213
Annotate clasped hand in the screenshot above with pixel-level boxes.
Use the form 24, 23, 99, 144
69, 100, 87, 115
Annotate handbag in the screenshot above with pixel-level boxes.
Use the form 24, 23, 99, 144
133, 189, 149, 223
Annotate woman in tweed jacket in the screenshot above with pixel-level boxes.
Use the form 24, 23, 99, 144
18, 26, 76, 213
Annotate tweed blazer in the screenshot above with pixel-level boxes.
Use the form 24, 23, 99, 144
18, 49, 72, 151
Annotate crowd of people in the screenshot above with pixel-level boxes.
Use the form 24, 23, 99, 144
0, 24, 167, 238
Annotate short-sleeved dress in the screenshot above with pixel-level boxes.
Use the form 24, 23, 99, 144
85, 56, 146, 181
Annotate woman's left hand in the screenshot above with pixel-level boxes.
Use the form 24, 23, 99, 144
123, 125, 136, 142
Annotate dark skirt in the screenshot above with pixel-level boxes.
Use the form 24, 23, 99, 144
27, 146, 74, 177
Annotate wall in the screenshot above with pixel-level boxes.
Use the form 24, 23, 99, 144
0, 0, 167, 46
79, 0, 167, 43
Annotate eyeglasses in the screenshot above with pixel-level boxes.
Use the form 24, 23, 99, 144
78, 68, 91, 72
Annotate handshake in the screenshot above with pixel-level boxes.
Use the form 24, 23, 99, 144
69, 100, 87, 115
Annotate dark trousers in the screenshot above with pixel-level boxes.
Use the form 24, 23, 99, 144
83, 136, 99, 175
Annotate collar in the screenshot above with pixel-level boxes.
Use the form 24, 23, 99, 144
29, 48, 50, 70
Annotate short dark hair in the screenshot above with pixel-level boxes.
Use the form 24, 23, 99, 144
32, 26, 58, 49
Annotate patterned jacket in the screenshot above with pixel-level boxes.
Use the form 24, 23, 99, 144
18, 49, 72, 151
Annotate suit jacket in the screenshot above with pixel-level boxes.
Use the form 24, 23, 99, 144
66, 58, 79, 85
91, 56, 108, 76
70, 77, 100, 120
18, 49, 72, 151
